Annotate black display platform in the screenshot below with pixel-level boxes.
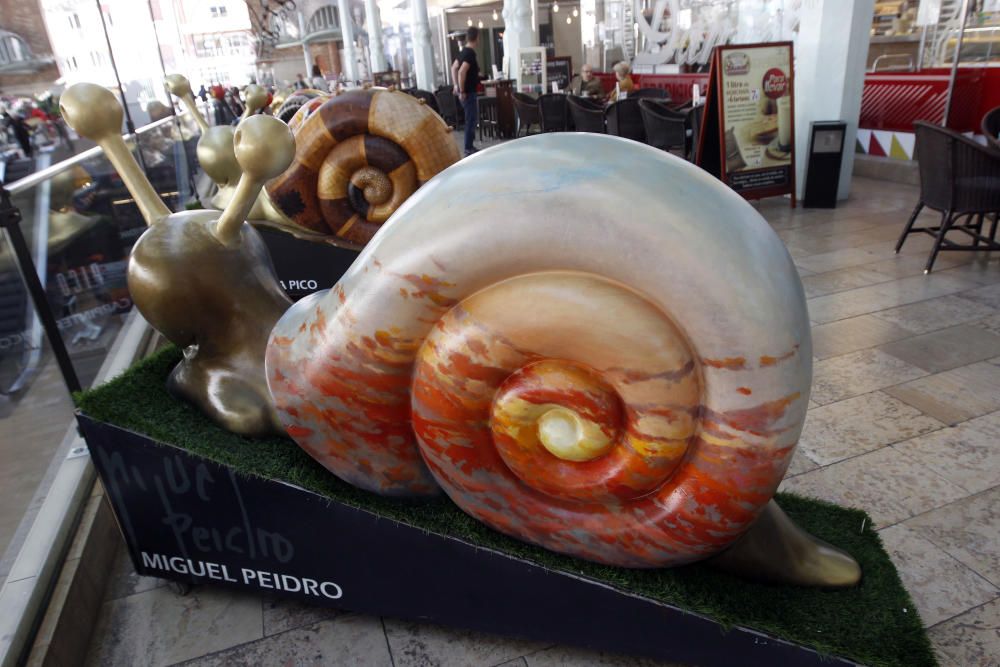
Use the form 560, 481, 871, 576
256, 226, 359, 300
77, 414, 861, 667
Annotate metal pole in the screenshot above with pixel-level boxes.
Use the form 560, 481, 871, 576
0, 189, 82, 394
917, 25, 927, 71
943, 0, 971, 127
95, 0, 149, 173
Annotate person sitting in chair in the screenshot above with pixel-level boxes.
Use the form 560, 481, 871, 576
571, 65, 604, 99
608, 61, 635, 102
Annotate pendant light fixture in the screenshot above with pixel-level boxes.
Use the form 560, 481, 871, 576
478, 19, 484, 28
573, 7, 579, 16
552, 1, 559, 12
492, 8, 498, 20
467, 16, 472, 26
566, 14, 571, 23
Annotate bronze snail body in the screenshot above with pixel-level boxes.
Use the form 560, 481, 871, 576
61, 83, 295, 436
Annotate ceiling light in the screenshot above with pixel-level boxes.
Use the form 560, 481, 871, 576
478, 19, 483, 27
467, 17, 472, 26
573, 7, 578, 16
492, 9, 498, 20
552, 1, 559, 12
566, 15, 571, 23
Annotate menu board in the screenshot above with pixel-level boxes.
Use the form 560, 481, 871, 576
698, 42, 796, 204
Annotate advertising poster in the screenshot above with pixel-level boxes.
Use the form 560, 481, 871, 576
699, 42, 796, 204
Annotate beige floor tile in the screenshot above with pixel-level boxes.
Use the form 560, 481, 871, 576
907, 487, 1000, 586
784, 446, 820, 477
871, 295, 999, 335
885, 359, 1000, 425
879, 325, 1000, 373
971, 313, 1000, 336
807, 274, 979, 324
878, 524, 999, 627
961, 283, 1000, 309
893, 412, 1000, 495
262, 593, 341, 636
800, 267, 891, 298
798, 392, 944, 466
810, 314, 915, 360
811, 349, 928, 405
384, 618, 549, 667
778, 446, 968, 528
928, 597, 1000, 667
862, 253, 973, 280
84, 585, 264, 667
180, 615, 392, 667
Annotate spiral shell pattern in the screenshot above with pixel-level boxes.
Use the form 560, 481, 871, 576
267, 89, 460, 249
267, 134, 811, 567
274, 89, 327, 124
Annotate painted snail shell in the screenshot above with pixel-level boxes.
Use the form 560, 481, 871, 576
266, 134, 810, 567
266, 88, 461, 250
275, 89, 327, 123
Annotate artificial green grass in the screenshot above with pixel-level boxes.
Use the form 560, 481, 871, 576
77, 346, 937, 667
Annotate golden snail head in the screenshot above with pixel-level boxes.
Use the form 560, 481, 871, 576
243, 84, 269, 118
266, 134, 861, 586
164, 73, 192, 100
61, 82, 293, 437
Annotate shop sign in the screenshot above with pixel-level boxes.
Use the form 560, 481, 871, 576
698, 42, 797, 205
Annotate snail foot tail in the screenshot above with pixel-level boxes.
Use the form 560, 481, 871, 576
167, 354, 285, 438
707, 500, 862, 588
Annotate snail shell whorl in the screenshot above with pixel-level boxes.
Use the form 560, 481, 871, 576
267, 134, 810, 565
266, 89, 460, 249
275, 89, 327, 123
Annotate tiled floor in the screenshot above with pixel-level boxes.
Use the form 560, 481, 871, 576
82, 173, 1000, 666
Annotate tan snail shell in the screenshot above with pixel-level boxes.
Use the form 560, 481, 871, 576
62, 82, 296, 437
264, 135, 861, 583
265, 88, 461, 249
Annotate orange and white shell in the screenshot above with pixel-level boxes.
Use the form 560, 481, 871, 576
266, 134, 811, 568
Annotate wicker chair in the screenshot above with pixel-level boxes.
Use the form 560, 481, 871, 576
639, 100, 686, 155
410, 89, 440, 115
435, 87, 460, 127
631, 88, 670, 101
567, 95, 605, 133
896, 121, 1000, 272
606, 98, 646, 143
981, 105, 1000, 151
512, 92, 541, 136
538, 93, 569, 132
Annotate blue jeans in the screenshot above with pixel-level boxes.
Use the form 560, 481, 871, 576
462, 94, 478, 152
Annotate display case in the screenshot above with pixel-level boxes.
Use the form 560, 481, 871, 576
516, 47, 547, 94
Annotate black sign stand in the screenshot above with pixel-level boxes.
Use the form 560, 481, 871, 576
77, 413, 856, 667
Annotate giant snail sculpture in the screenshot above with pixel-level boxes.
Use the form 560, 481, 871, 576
60, 83, 295, 437
164, 74, 460, 250
60, 80, 860, 586
266, 133, 863, 588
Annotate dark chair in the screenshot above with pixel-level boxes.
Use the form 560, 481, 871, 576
639, 99, 686, 155
981, 105, 1000, 151
606, 98, 645, 143
479, 96, 498, 140
512, 92, 541, 136
896, 121, 1000, 272
435, 87, 460, 127
631, 88, 670, 101
411, 89, 440, 115
567, 95, 605, 133
537, 93, 569, 132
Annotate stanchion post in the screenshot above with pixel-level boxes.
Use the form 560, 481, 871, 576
0, 189, 82, 394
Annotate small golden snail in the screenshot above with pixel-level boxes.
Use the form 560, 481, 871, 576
165, 74, 270, 217
266, 88, 461, 249
266, 134, 861, 587
61, 82, 295, 437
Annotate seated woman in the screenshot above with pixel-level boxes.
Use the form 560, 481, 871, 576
608, 61, 635, 102
571, 65, 605, 99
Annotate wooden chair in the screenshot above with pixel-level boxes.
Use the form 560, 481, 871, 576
896, 121, 1000, 272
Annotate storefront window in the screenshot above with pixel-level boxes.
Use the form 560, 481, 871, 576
870, 1, 1000, 71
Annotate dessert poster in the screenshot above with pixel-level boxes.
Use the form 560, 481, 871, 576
718, 43, 794, 195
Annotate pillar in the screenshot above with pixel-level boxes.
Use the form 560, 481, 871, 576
364, 0, 387, 74
337, 0, 358, 82
298, 11, 311, 75
502, 0, 537, 80
411, 0, 435, 90
794, 0, 875, 201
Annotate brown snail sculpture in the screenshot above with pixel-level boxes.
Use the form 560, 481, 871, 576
266, 134, 862, 587
61, 82, 295, 437
168, 75, 460, 251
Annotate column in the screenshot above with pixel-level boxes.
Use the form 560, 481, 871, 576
298, 11, 311, 75
364, 0, 387, 73
502, 0, 537, 80
794, 0, 876, 201
338, 0, 359, 82
411, 0, 435, 90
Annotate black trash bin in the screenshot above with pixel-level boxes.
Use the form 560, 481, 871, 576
803, 121, 848, 208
